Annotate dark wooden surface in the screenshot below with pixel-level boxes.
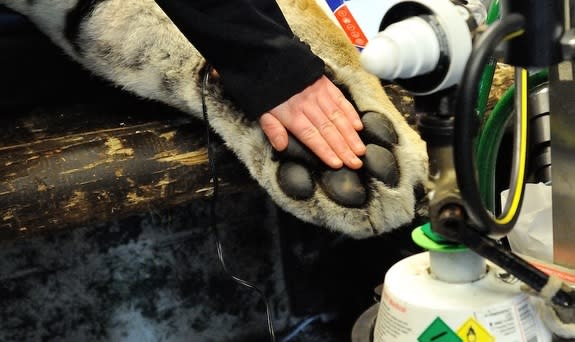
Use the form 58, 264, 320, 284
0, 101, 252, 240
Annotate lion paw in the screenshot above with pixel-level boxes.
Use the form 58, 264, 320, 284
276, 112, 400, 208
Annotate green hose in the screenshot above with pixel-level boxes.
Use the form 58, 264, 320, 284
475, 0, 501, 118
486, 0, 502, 25
476, 69, 549, 211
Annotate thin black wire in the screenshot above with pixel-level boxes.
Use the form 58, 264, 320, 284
200, 65, 277, 342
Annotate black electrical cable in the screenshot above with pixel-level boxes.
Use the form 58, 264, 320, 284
453, 13, 525, 237
453, 14, 574, 308
201, 65, 277, 342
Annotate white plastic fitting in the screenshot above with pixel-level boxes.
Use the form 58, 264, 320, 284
429, 249, 487, 283
359, 0, 474, 95
360, 16, 440, 80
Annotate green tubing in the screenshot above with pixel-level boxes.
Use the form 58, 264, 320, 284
486, 0, 501, 25
475, 0, 501, 118
476, 81, 514, 211
476, 69, 549, 211
476, 57, 498, 118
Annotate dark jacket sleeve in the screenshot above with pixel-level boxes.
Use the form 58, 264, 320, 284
154, 0, 325, 120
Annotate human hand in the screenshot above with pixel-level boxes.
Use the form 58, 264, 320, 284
259, 75, 366, 169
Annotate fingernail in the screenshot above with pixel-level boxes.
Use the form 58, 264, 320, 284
269, 139, 279, 150
331, 158, 343, 168
355, 143, 367, 155
271, 135, 287, 151
350, 157, 363, 168
354, 119, 364, 130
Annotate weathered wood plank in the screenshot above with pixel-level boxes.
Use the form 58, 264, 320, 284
0, 102, 253, 240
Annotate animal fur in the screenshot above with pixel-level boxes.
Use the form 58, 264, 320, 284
0, 0, 428, 238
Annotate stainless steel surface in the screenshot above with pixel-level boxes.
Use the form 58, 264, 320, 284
528, 83, 551, 183
550, 63, 575, 269
550, 0, 575, 269
351, 303, 378, 342
561, 28, 575, 60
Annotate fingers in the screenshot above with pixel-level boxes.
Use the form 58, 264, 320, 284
316, 89, 366, 157
259, 113, 288, 151
303, 103, 363, 169
262, 75, 367, 170
288, 110, 346, 169
321, 76, 364, 131
267, 103, 344, 168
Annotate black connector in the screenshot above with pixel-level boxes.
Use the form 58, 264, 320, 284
501, 0, 564, 67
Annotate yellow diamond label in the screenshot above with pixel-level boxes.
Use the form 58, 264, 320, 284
457, 317, 494, 342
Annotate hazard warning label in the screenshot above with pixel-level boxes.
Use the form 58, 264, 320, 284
418, 317, 461, 342
457, 317, 494, 342
323, 0, 369, 49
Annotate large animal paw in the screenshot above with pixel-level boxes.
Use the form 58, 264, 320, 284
203, 73, 428, 239
276, 112, 400, 206
1, 0, 429, 238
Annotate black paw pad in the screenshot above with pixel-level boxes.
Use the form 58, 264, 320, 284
320, 168, 367, 207
277, 161, 315, 200
361, 112, 398, 147
275, 111, 401, 207
363, 144, 399, 187
277, 135, 321, 167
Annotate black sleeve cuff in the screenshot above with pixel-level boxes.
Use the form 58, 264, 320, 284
218, 37, 325, 120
